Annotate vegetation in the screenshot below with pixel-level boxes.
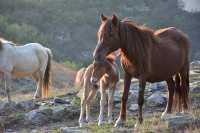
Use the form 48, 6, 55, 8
0, 0, 199, 64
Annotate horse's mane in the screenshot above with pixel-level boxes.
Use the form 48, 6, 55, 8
0, 38, 4, 49
121, 19, 158, 73
0, 38, 16, 50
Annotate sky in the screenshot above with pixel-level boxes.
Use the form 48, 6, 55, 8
179, 0, 200, 12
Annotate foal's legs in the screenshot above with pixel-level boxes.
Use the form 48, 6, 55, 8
108, 86, 115, 124
79, 86, 89, 127
98, 82, 106, 126
86, 88, 97, 123
161, 78, 175, 119
114, 73, 131, 127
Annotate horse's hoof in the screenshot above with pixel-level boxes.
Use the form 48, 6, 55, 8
161, 112, 172, 120
114, 118, 125, 128
98, 120, 104, 126
134, 122, 142, 128
79, 122, 85, 128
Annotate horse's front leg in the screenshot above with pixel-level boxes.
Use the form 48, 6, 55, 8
161, 78, 175, 120
86, 88, 97, 123
108, 86, 115, 124
114, 73, 131, 127
4, 73, 12, 103
135, 76, 146, 128
98, 84, 106, 126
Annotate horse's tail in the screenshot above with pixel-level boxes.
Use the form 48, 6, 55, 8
174, 63, 190, 111
74, 67, 86, 88
174, 73, 182, 111
42, 48, 52, 98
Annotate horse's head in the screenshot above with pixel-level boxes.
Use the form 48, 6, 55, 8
90, 60, 109, 85
93, 14, 121, 62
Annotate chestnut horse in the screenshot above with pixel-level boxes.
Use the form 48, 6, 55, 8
78, 57, 119, 127
93, 14, 190, 127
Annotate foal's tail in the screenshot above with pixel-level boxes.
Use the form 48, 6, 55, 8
42, 48, 52, 98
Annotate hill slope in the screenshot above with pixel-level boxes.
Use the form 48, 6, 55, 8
0, 0, 199, 64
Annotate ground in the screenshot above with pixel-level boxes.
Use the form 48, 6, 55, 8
0, 62, 200, 133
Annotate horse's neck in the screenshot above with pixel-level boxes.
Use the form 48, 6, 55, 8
119, 22, 155, 74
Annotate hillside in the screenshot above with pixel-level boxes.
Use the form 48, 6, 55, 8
0, 0, 199, 65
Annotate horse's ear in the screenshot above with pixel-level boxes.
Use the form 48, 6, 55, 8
100, 14, 107, 23
111, 14, 118, 26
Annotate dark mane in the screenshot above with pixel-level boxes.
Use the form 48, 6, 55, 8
120, 20, 158, 73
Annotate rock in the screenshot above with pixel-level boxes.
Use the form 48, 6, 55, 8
16, 100, 39, 111
114, 90, 121, 103
60, 127, 90, 133
163, 114, 200, 130
129, 104, 138, 111
112, 128, 133, 133
191, 87, 200, 93
0, 102, 17, 115
51, 106, 68, 121
25, 108, 53, 125
53, 97, 70, 104
147, 92, 167, 106
115, 103, 121, 108
149, 82, 166, 92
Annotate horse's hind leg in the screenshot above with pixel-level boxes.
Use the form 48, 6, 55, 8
4, 73, 12, 103
33, 72, 42, 99
108, 85, 115, 124
98, 82, 106, 126
79, 86, 90, 127
161, 77, 175, 119
86, 88, 97, 123
180, 64, 190, 112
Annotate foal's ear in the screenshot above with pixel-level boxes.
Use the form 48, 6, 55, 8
100, 14, 107, 23
111, 14, 118, 26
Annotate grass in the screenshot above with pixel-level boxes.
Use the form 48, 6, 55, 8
83, 113, 168, 133
64, 59, 84, 71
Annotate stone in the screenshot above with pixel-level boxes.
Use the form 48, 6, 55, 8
16, 100, 38, 111
114, 90, 121, 103
53, 97, 70, 104
60, 127, 90, 133
51, 106, 67, 121
0, 102, 17, 115
147, 92, 167, 106
163, 114, 200, 130
149, 82, 166, 92
129, 104, 138, 111
112, 128, 133, 133
191, 87, 200, 93
25, 108, 53, 125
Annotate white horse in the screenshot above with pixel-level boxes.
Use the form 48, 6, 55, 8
0, 38, 52, 102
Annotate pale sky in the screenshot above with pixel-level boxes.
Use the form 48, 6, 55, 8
180, 0, 200, 12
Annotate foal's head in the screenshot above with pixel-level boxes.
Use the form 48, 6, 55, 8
93, 14, 121, 62
90, 60, 111, 85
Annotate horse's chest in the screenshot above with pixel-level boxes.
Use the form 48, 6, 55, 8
121, 57, 139, 77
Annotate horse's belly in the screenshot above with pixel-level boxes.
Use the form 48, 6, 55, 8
12, 57, 39, 77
